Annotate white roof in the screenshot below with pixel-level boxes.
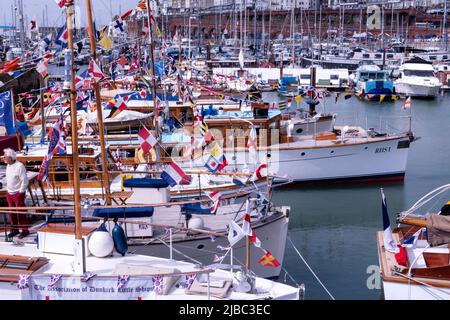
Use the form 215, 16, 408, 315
401, 63, 435, 71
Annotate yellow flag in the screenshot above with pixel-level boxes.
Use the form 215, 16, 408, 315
210, 142, 222, 159
379, 95, 385, 102
391, 95, 398, 101
98, 28, 113, 50
294, 95, 303, 103
155, 27, 162, 37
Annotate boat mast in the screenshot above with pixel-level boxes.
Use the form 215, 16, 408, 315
85, 0, 112, 205
145, 0, 160, 139
444, 0, 448, 52
65, 1, 85, 273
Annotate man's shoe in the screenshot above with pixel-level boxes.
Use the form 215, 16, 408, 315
18, 231, 30, 239
7, 230, 19, 238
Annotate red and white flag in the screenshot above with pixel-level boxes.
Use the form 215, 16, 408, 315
241, 201, 261, 247
88, 59, 106, 82
36, 59, 49, 78
206, 191, 222, 214
402, 96, 411, 110
287, 98, 292, 108
116, 95, 128, 112
138, 127, 157, 154
55, 0, 72, 7
247, 127, 257, 153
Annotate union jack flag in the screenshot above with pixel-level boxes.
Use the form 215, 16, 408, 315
152, 276, 164, 293
49, 274, 62, 287
81, 272, 96, 282
17, 274, 30, 289
178, 274, 196, 289
117, 275, 130, 289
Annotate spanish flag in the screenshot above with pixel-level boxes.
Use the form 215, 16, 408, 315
344, 92, 352, 100
258, 250, 280, 267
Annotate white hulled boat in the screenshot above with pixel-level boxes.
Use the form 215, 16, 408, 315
394, 58, 442, 98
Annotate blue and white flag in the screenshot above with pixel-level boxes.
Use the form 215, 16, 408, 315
54, 24, 68, 48
402, 228, 424, 249
232, 174, 246, 186
0, 91, 16, 135
204, 155, 220, 173
381, 188, 399, 253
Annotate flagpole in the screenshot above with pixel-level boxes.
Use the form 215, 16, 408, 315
65, 3, 82, 240
85, 0, 111, 205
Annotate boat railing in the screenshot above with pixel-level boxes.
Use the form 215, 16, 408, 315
333, 113, 413, 137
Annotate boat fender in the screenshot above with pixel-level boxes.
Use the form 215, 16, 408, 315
88, 223, 114, 258
112, 219, 128, 256
136, 147, 157, 163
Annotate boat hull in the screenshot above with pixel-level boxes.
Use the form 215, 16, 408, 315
394, 82, 441, 98
184, 136, 411, 183
130, 213, 289, 279
382, 280, 450, 300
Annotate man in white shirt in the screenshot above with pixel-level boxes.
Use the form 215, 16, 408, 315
3, 148, 29, 239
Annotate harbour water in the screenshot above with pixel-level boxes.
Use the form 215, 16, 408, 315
274, 93, 450, 299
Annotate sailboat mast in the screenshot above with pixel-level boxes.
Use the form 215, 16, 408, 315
85, 0, 112, 205
146, 0, 160, 139
65, 2, 82, 240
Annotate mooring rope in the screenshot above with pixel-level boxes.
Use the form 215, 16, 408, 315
287, 235, 335, 300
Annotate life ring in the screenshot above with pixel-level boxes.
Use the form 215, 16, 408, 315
135, 147, 157, 164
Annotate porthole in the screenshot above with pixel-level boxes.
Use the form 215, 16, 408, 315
197, 244, 205, 250
301, 152, 306, 156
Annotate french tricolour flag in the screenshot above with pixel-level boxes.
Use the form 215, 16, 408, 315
381, 188, 399, 253
161, 162, 190, 187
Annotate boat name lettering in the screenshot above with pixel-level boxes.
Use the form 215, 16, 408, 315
375, 147, 391, 154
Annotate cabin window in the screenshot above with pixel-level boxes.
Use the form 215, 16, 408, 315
404, 70, 434, 77
362, 54, 370, 59
300, 74, 311, 79
443, 55, 448, 60
375, 54, 382, 59
330, 75, 339, 80
386, 54, 394, 59
429, 56, 437, 60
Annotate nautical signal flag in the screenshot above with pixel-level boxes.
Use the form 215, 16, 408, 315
206, 190, 222, 214
380, 188, 399, 253
344, 92, 352, 100
205, 155, 221, 173
161, 161, 190, 187
54, 24, 68, 48
242, 201, 262, 247
88, 59, 106, 82
402, 96, 411, 110
379, 95, 386, 103
138, 127, 157, 154
257, 250, 280, 267
294, 95, 303, 104
36, 59, 49, 78
227, 220, 245, 247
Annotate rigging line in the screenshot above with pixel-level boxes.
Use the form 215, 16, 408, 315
393, 271, 450, 299
287, 235, 335, 300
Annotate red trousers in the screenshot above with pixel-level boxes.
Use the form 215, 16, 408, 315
6, 192, 28, 232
